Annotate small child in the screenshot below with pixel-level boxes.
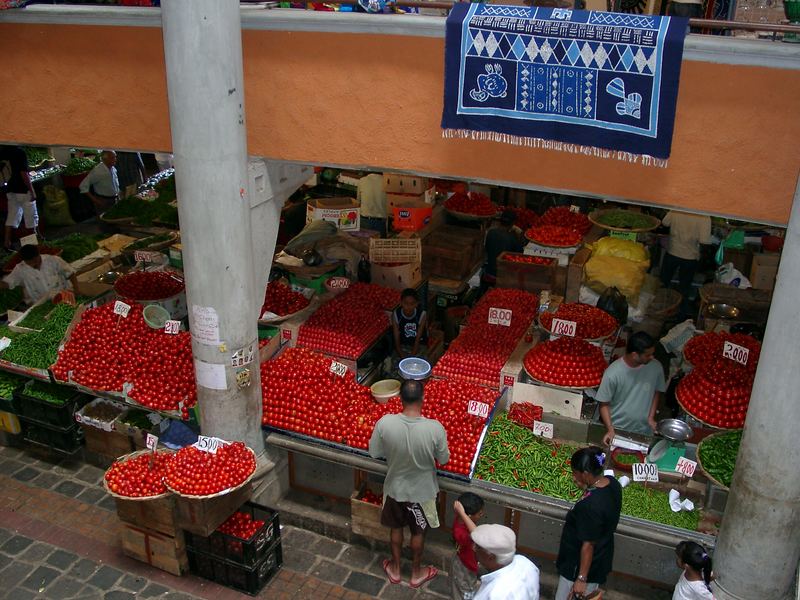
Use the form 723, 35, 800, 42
392, 288, 427, 359
451, 493, 485, 600
673, 541, 714, 600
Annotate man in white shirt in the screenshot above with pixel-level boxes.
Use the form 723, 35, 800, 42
0, 245, 78, 305
660, 210, 711, 316
79, 150, 119, 215
471, 524, 540, 600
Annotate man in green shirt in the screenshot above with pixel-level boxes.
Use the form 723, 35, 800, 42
597, 332, 666, 446
369, 379, 449, 589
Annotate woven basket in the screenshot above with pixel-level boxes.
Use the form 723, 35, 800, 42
647, 288, 682, 319
102, 449, 174, 501
695, 430, 743, 491
163, 446, 257, 499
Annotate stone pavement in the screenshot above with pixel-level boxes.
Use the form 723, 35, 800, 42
0, 444, 671, 599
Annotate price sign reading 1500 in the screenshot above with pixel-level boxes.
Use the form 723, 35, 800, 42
551, 318, 577, 337
488, 307, 512, 327
722, 341, 749, 366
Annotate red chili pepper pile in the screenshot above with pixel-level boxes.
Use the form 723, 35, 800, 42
684, 332, 761, 372
525, 224, 584, 248
444, 191, 497, 216
508, 402, 544, 428
260, 280, 310, 317
217, 511, 266, 541
540, 303, 618, 339
104, 451, 173, 498
52, 302, 197, 417
523, 337, 607, 388
297, 285, 390, 359
540, 206, 592, 235
501, 253, 554, 266
165, 441, 256, 496
114, 270, 185, 301
432, 288, 538, 387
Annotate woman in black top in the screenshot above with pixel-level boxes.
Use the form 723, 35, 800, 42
555, 447, 622, 600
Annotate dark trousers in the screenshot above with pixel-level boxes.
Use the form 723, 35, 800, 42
660, 252, 698, 314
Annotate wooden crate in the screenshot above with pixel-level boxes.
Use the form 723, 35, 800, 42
81, 426, 133, 461
120, 522, 188, 576
350, 484, 388, 540
175, 483, 253, 537
496, 252, 556, 294
422, 225, 483, 280
116, 495, 178, 536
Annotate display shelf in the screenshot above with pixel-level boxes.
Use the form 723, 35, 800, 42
0, 359, 52, 383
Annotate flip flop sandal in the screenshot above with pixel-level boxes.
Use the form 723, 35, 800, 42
409, 566, 438, 589
382, 559, 401, 585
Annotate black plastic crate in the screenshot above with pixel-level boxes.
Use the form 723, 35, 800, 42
23, 421, 83, 454
0, 373, 27, 414
187, 541, 282, 596
14, 382, 87, 428
185, 501, 280, 568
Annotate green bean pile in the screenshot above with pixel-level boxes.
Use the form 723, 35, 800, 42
2, 304, 78, 369
49, 233, 101, 263
698, 430, 742, 488
0, 372, 25, 400
475, 414, 581, 501
18, 301, 56, 330
622, 484, 700, 531
24, 381, 75, 406
597, 210, 654, 229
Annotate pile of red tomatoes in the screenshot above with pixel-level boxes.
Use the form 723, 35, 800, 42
297, 285, 390, 359
346, 282, 400, 311
165, 441, 256, 496
217, 511, 266, 541
684, 332, 761, 372
539, 303, 618, 339
444, 191, 497, 216
540, 206, 592, 235
525, 224, 584, 248
501, 253, 554, 266
523, 337, 607, 388
432, 288, 538, 387
114, 270, 185, 301
104, 451, 173, 498
52, 302, 196, 418
260, 280, 311, 318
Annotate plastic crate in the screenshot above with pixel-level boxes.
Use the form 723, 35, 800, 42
23, 422, 83, 454
14, 382, 87, 428
185, 502, 280, 568
369, 238, 422, 265
0, 373, 28, 414
187, 541, 282, 596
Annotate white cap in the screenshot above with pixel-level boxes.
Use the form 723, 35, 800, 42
470, 524, 516, 556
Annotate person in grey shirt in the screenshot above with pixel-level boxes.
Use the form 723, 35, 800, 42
597, 332, 666, 445
369, 379, 449, 589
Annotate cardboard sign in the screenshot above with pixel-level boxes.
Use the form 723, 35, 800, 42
134, 250, 158, 263
467, 400, 490, 419
330, 361, 348, 377
551, 318, 577, 337
196, 435, 227, 454
488, 307, 512, 327
675, 456, 697, 478
146, 433, 158, 451
532, 421, 554, 439
610, 230, 638, 241
722, 341, 749, 366
569, 205, 580, 213
164, 320, 181, 335
113, 301, 131, 318
325, 277, 351, 292
632, 462, 659, 483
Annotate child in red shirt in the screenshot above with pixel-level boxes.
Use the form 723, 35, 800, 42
451, 493, 485, 600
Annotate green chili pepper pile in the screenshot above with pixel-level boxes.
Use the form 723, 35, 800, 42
698, 430, 742, 488
24, 381, 76, 406
2, 304, 78, 369
49, 233, 101, 263
64, 156, 98, 176
18, 301, 57, 330
597, 210, 654, 230
621, 484, 700, 531
0, 372, 25, 399
614, 453, 640, 465
474, 414, 581, 501
104, 196, 178, 227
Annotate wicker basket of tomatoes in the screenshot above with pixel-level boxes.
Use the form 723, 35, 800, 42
258, 280, 313, 325
114, 270, 185, 302
164, 441, 257, 499
525, 225, 584, 248
523, 337, 607, 389
103, 449, 175, 500
539, 303, 618, 341
443, 191, 497, 220
683, 332, 761, 372
540, 206, 592, 235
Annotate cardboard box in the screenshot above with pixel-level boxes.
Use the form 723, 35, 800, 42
76, 259, 114, 283
120, 522, 188, 576
566, 247, 591, 302
306, 197, 360, 231
392, 203, 433, 232
749, 253, 780, 290
512, 381, 583, 420
500, 335, 537, 400
371, 262, 423, 290
383, 173, 428, 195
174, 482, 253, 537
350, 483, 388, 540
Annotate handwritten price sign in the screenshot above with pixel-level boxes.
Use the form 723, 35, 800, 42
164, 320, 181, 335
134, 250, 158, 263
488, 307, 512, 327
722, 341, 749, 366
146, 433, 158, 451
196, 435, 228, 454
551, 318, 577, 337
675, 456, 697, 478
113, 301, 131, 318
330, 361, 348, 377
467, 400, 490, 419
632, 462, 659, 483
532, 421, 554, 439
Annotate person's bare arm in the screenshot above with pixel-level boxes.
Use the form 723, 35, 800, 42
648, 391, 661, 433
571, 541, 595, 597
453, 501, 477, 533
599, 403, 615, 446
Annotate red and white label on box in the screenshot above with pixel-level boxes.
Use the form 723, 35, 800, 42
551, 318, 577, 337
503, 375, 516, 388
488, 307, 512, 327
281, 329, 292, 342
532, 421, 554, 439
675, 456, 697, 478
722, 341, 749, 366
467, 400, 490, 419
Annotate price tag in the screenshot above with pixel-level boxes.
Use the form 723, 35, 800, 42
532, 420, 554, 439
281, 328, 292, 341
675, 456, 697, 478
146, 433, 158, 451
134, 250, 157, 263
467, 400, 490, 419
632, 462, 659, 483
610, 230, 638, 241
196, 435, 227, 454
569, 205, 580, 213
325, 276, 351, 291
722, 341, 749, 366
551, 318, 577, 337
488, 307, 512, 327
164, 320, 181, 335
330, 361, 348, 377
113, 301, 131, 318
503, 375, 515, 388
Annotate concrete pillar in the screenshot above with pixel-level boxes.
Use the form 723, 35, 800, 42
713, 177, 800, 600
161, 0, 264, 452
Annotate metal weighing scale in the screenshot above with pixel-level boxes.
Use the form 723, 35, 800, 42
647, 419, 693, 472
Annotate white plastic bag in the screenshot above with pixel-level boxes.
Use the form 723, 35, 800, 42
715, 263, 751, 289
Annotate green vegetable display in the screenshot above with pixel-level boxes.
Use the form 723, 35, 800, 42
475, 414, 581, 501
2, 304, 78, 369
0, 287, 23, 314
596, 210, 654, 230
104, 195, 178, 227
125, 233, 173, 251
24, 147, 52, 168
614, 453, 640, 465
698, 430, 742, 488
49, 233, 101, 263
17, 301, 57, 330
64, 156, 98, 176
621, 484, 700, 531
120, 409, 155, 430
24, 381, 76, 406
0, 372, 25, 400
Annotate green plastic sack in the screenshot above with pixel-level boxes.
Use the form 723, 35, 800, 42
722, 230, 745, 249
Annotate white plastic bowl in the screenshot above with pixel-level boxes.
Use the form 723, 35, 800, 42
371, 379, 401, 404
398, 357, 431, 381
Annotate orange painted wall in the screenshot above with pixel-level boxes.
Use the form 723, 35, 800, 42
2, 23, 798, 224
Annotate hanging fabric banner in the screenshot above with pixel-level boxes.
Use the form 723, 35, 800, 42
441, 4, 688, 164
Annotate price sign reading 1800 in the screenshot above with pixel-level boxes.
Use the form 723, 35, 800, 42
488, 307, 512, 327
632, 462, 659, 483
551, 318, 577, 337
467, 400, 490, 419
722, 341, 749, 366
675, 456, 697, 478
